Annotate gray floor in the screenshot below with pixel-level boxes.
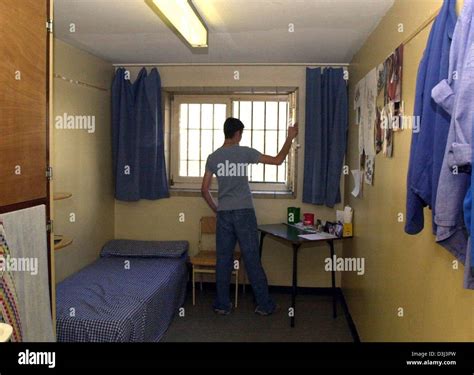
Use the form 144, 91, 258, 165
161, 288, 354, 342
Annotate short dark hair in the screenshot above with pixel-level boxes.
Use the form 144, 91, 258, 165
224, 117, 244, 139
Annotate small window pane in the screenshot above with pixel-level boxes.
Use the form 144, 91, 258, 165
180, 128, 188, 161
214, 104, 227, 129
201, 104, 213, 130
213, 131, 224, 151
241, 129, 251, 147
188, 129, 200, 160
279, 102, 288, 130
252, 130, 264, 154
233, 101, 239, 118
278, 162, 287, 182
251, 164, 264, 182
266, 130, 278, 156
188, 104, 201, 129
179, 104, 188, 129
265, 165, 277, 182
252, 102, 264, 130
266, 102, 278, 130
179, 160, 187, 176
201, 130, 213, 161
278, 130, 287, 149
240, 101, 252, 129
188, 161, 200, 177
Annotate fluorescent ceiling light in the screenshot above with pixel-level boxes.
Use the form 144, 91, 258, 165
146, 0, 208, 48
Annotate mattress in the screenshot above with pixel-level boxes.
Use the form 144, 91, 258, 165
56, 254, 187, 342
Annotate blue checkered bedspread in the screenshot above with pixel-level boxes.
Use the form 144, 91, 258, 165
56, 253, 188, 342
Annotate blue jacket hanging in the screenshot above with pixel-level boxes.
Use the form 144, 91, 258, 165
405, 0, 457, 235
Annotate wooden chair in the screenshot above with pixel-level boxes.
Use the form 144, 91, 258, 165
190, 216, 241, 307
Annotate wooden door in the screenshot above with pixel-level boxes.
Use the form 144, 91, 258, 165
0, 0, 49, 211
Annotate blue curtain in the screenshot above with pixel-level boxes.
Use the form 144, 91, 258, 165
112, 67, 169, 201
303, 68, 348, 208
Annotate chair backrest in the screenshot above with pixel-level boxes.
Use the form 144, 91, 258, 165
199, 216, 216, 251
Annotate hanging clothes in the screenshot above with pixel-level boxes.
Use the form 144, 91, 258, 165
461, 116, 474, 289
112, 67, 169, 201
432, 0, 474, 262
405, 0, 457, 235
303, 68, 348, 208
462, 171, 474, 289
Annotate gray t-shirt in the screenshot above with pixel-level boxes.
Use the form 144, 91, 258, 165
205, 145, 261, 211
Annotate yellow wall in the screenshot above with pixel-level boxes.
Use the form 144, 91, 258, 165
114, 66, 345, 287
343, 0, 474, 341
53, 39, 115, 282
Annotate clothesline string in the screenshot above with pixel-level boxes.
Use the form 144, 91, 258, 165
54, 73, 109, 92
403, 7, 441, 46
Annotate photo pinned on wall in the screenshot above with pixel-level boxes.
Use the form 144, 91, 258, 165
382, 103, 394, 157
364, 155, 375, 185
354, 76, 363, 126
373, 43, 404, 158
387, 44, 404, 128
375, 63, 385, 154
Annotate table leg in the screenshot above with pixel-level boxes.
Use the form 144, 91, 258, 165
259, 232, 266, 259
291, 243, 300, 328
328, 240, 337, 318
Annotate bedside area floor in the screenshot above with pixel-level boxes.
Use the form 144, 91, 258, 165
162, 288, 354, 342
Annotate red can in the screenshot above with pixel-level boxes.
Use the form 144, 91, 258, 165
303, 213, 314, 226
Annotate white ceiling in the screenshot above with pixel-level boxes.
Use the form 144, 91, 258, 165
54, 0, 394, 64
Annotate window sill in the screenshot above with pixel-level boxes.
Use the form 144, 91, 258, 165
169, 189, 296, 199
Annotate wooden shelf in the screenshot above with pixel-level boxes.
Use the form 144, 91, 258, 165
53, 192, 72, 201
54, 235, 73, 251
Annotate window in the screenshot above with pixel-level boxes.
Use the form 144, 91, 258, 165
232, 99, 288, 184
169, 92, 297, 194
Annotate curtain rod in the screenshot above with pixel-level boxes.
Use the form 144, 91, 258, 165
112, 62, 349, 67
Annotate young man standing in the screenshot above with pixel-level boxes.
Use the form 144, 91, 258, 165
201, 117, 298, 315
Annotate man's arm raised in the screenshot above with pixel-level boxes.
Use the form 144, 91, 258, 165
258, 123, 298, 165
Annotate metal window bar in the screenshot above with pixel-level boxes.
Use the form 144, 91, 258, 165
277, 101, 280, 183
263, 101, 266, 183
186, 104, 190, 176
250, 101, 254, 182
199, 104, 202, 176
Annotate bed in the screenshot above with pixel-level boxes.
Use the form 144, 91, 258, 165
56, 239, 188, 342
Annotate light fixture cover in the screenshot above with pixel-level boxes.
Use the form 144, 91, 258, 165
148, 0, 208, 48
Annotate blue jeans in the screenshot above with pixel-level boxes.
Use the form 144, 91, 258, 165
214, 208, 276, 313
